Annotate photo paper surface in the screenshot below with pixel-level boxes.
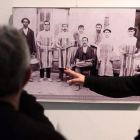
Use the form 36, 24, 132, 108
13, 8, 140, 103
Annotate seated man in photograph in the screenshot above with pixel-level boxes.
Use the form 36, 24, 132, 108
0, 26, 66, 140
74, 37, 96, 90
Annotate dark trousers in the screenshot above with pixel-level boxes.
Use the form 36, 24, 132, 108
113, 73, 119, 77
40, 68, 51, 78
59, 68, 64, 80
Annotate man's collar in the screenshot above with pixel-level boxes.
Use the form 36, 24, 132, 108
83, 45, 88, 47
23, 27, 28, 30
0, 100, 16, 110
44, 29, 49, 31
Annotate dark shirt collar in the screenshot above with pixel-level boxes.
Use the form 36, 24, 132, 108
0, 101, 16, 110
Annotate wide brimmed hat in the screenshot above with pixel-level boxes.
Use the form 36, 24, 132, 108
103, 29, 111, 33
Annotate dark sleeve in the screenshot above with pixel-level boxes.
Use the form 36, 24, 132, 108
135, 129, 140, 140
19, 90, 54, 130
75, 48, 80, 59
31, 31, 36, 53
83, 75, 140, 98
91, 48, 96, 60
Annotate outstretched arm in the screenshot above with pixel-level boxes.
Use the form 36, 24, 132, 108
64, 68, 140, 98
84, 75, 140, 98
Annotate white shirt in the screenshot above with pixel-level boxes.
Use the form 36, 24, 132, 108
23, 27, 28, 36
83, 46, 88, 53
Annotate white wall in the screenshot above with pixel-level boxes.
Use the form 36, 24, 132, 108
1, 0, 140, 140
45, 110, 140, 140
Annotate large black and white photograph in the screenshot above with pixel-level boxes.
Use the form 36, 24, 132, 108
13, 8, 140, 102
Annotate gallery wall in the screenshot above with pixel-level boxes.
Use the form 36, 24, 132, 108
1, 0, 140, 140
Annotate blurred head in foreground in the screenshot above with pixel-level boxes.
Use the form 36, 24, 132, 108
0, 26, 30, 100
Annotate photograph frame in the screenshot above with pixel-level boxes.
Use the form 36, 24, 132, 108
13, 7, 140, 103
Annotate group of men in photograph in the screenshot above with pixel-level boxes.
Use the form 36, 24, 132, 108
19, 18, 140, 84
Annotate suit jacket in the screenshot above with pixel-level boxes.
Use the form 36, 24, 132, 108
134, 27, 140, 49
75, 46, 96, 61
19, 28, 36, 54
0, 90, 66, 140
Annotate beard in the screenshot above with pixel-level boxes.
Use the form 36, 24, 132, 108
63, 29, 67, 32
97, 30, 101, 33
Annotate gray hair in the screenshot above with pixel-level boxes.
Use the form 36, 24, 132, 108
0, 26, 30, 97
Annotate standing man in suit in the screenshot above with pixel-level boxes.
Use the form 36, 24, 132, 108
19, 18, 36, 82
19, 18, 36, 55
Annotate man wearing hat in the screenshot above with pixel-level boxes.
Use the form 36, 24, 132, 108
119, 27, 138, 76
97, 29, 119, 76
19, 18, 36, 55
19, 18, 36, 82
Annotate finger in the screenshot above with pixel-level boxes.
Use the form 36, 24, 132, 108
69, 78, 80, 85
66, 75, 73, 79
66, 75, 71, 79
64, 68, 72, 75
64, 68, 80, 78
